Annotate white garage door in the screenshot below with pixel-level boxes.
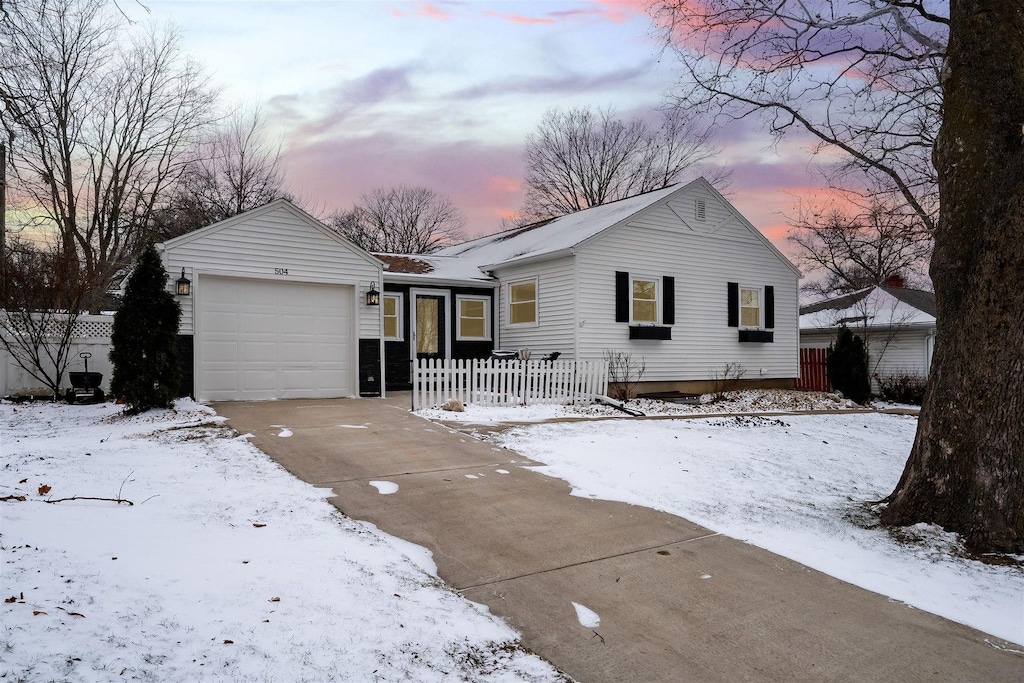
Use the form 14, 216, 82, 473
197, 277, 354, 401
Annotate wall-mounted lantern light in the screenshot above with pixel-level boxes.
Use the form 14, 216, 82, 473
365, 282, 380, 306
176, 268, 192, 297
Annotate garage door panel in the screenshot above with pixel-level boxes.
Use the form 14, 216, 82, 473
197, 277, 354, 401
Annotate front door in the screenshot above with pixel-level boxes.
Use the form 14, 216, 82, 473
413, 293, 446, 361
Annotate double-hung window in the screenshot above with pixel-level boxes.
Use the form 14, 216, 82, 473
508, 279, 537, 325
740, 287, 761, 328
457, 296, 490, 340
631, 277, 659, 323
383, 293, 403, 340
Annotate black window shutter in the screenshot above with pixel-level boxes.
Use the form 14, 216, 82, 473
727, 282, 739, 327
764, 285, 775, 329
663, 276, 675, 325
615, 271, 629, 322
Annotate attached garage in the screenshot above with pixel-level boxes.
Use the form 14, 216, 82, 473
197, 277, 355, 401
159, 200, 384, 402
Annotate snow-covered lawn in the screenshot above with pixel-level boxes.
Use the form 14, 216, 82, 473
0, 400, 563, 682
417, 389, 860, 424
492, 413, 1024, 646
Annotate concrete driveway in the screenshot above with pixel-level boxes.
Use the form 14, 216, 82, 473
214, 396, 1022, 682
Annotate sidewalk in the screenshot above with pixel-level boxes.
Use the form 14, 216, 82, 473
214, 396, 1021, 682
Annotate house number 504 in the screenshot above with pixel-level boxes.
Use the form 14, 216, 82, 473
274, 268, 289, 275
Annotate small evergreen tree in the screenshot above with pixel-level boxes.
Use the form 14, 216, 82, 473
826, 326, 871, 404
110, 244, 182, 413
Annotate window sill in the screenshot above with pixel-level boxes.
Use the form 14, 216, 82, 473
629, 325, 671, 340
738, 329, 774, 343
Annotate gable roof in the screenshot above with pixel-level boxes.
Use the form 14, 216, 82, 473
436, 178, 800, 276
159, 199, 383, 269
800, 285, 936, 330
436, 184, 683, 267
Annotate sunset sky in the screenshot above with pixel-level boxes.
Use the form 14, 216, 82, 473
132, 0, 831, 250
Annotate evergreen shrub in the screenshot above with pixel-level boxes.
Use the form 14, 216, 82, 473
826, 326, 871, 404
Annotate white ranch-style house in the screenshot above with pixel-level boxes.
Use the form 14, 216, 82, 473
152, 178, 801, 402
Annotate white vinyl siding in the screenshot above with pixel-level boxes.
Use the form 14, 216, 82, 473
576, 184, 799, 382
160, 202, 381, 339
496, 258, 576, 358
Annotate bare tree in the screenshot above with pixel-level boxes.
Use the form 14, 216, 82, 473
653, 0, 946, 231
0, 238, 94, 398
789, 192, 933, 297
0, 0, 216, 307
877, 0, 1023, 553
153, 105, 290, 240
331, 185, 466, 254
521, 106, 722, 221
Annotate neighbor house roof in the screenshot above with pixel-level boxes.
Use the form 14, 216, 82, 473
800, 286, 936, 330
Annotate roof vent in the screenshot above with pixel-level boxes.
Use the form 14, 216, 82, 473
695, 198, 706, 221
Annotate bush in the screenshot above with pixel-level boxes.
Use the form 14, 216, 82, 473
876, 374, 928, 405
827, 326, 871, 404
109, 244, 182, 414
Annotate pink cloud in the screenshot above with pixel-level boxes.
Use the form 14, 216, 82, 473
482, 10, 555, 25
418, 3, 451, 21
594, 0, 650, 23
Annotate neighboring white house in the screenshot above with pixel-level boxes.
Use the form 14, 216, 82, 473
0, 178, 796, 402
799, 283, 937, 383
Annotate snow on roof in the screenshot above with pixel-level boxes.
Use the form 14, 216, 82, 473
376, 253, 492, 283
800, 286, 936, 330
435, 184, 683, 268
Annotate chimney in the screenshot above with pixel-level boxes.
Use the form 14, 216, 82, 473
884, 274, 905, 288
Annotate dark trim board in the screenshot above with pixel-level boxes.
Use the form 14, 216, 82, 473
177, 334, 195, 399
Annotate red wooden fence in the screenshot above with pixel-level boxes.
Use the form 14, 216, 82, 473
797, 348, 831, 392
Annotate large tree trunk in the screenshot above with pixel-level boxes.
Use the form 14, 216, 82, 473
880, 0, 1024, 553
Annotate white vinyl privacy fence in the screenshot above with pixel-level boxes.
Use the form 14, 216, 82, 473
413, 358, 608, 409
0, 314, 114, 397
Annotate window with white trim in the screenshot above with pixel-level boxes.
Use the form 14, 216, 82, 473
383, 293, 403, 340
631, 277, 659, 323
508, 278, 537, 325
740, 286, 762, 328
457, 296, 491, 340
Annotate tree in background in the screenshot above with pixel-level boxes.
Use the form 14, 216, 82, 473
826, 326, 871, 404
109, 244, 181, 413
653, 0, 945, 232
0, 0, 216, 308
789, 191, 933, 297
0, 238, 94, 398
520, 106, 721, 221
153, 106, 290, 240
330, 185, 466, 254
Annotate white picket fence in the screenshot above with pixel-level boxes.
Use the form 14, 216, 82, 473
413, 358, 609, 409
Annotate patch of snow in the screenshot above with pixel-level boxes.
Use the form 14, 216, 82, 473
270, 424, 292, 437
0, 399, 564, 682
571, 602, 601, 628
700, 574, 712, 580
496, 469, 510, 475
465, 474, 478, 479
416, 390, 861, 424
336, 424, 369, 429
496, 414, 1023, 645
369, 480, 399, 495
